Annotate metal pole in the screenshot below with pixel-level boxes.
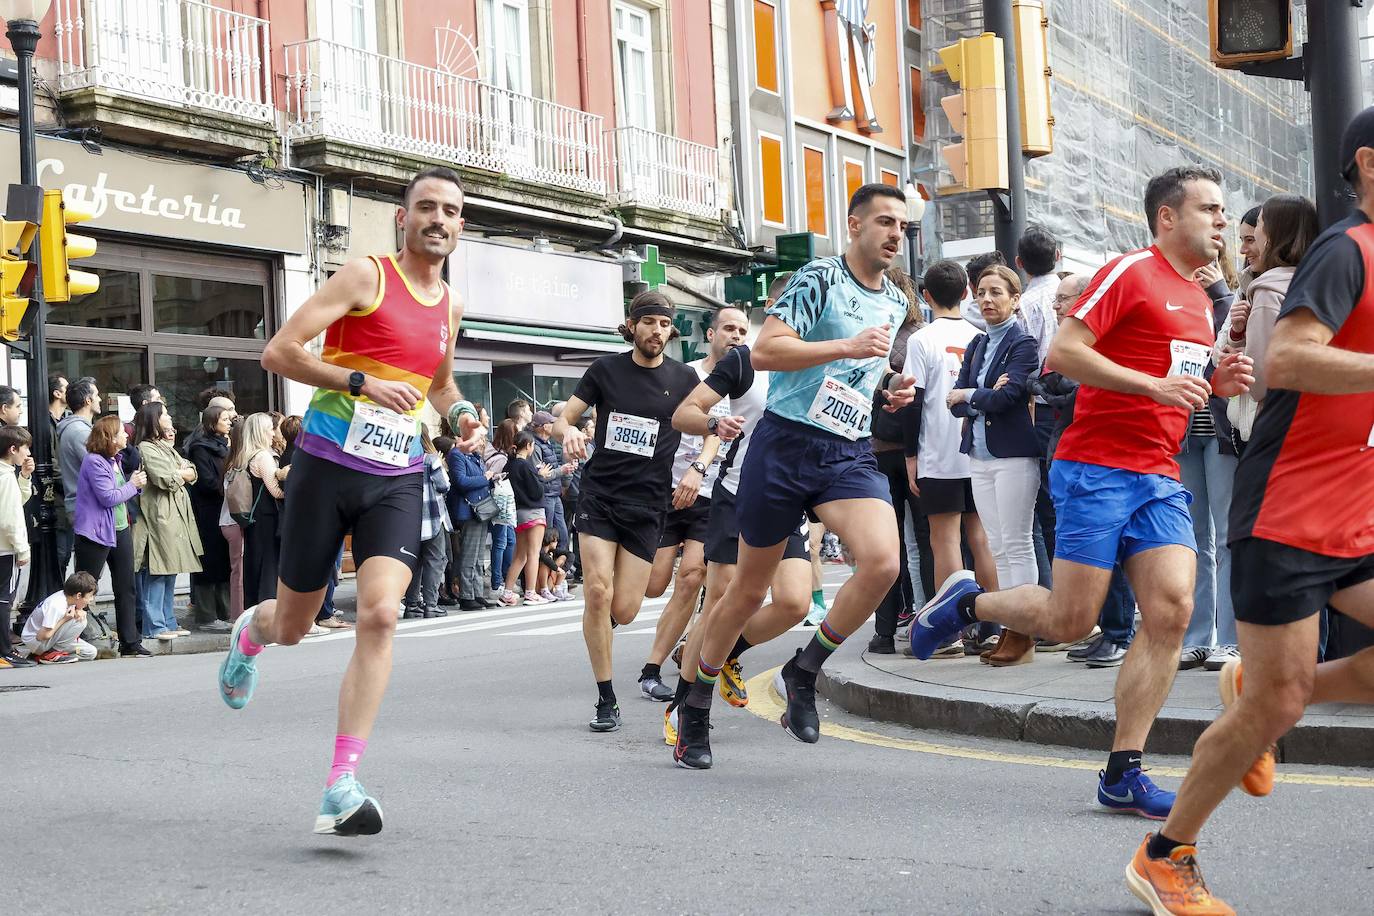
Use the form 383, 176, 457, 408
905, 222, 919, 278
6, 16, 62, 607
1307, 1, 1362, 229
984, 0, 1026, 269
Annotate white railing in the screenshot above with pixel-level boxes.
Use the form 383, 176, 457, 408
53, 0, 273, 122
284, 40, 607, 197
608, 126, 720, 219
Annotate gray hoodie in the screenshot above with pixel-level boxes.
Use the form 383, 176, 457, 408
55, 413, 92, 515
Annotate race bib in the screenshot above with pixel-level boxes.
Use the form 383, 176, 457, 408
1168, 340, 1210, 379
344, 402, 417, 468
605, 412, 659, 458
806, 377, 871, 441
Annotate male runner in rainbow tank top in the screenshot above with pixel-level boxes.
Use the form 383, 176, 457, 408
216, 167, 483, 837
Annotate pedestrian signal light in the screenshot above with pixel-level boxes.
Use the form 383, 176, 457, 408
1012, 0, 1054, 157
39, 189, 99, 303
933, 33, 1008, 192
1209, 0, 1293, 69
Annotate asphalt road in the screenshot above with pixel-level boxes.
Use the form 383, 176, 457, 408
5, 575, 1370, 915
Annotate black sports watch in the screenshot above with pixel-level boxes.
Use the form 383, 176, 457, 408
348, 371, 365, 397
706, 416, 719, 434
689, 460, 707, 476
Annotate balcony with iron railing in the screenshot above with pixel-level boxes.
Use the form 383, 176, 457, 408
284, 39, 607, 199
52, 0, 274, 154
607, 126, 720, 221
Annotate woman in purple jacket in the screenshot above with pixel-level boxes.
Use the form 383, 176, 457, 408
74, 415, 149, 658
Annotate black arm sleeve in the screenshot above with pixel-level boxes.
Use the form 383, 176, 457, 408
903, 390, 925, 458
1278, 226, 1365, 334
704, 345, 754, 399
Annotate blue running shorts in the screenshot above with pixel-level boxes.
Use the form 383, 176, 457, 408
1050, 459, 1195, 570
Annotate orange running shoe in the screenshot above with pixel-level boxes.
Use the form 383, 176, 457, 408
1126, 835, 1234, 916
1218, 659, 1276, 797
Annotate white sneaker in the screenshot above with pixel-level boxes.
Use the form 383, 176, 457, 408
523, 591, 549, 605
303, 624, 328, 638
1204, 644, 1239, 671
1179, 645, 1210, 670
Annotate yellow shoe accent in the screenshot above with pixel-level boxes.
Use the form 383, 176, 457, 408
718, 658, 749, 708
663, 706, 678, 746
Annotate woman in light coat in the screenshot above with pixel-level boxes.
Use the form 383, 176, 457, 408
132, 402, 203, 640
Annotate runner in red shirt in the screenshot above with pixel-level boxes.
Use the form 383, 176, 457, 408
1124, 108, 1374, 916
910, 167, 1254, 823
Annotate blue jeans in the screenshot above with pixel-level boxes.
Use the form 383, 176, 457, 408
1100, 564, 1136, 646
490, 524, 515, 590
1177, 435, 1238, 649
543, 494, 568, 554
137, 570, 177, 636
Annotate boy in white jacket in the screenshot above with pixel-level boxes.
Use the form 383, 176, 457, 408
0, 424, 32, 668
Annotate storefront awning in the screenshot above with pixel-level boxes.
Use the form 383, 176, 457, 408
460, 320, 628, 354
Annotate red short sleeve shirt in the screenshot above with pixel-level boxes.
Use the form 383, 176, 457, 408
1052, 246, 1215, 479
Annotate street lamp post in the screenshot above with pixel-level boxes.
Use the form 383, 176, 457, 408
903, 181, 926, 279
3, 0, 61, 606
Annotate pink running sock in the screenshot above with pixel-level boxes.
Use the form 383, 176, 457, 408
328, 734, 368, 786
237, 624, 264, 657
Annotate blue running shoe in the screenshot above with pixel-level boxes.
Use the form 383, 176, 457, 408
909, 571, 982, 660
314, 773, 384, 836
1097, 767, 1176, 820
218, 608, 260, 710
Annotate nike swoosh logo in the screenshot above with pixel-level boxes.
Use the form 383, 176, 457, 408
1101, 788, 1134, 803
1165, 303, 1183, 311
400, 547, 417, 558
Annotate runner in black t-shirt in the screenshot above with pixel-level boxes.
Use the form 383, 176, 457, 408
1125, 108, 1374, 916
554, 291, 706, 732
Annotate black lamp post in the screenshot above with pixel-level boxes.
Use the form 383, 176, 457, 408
903, 181, 926, 279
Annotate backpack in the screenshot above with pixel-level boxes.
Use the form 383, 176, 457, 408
223, 464, 263, 526
81, 609, 118, 659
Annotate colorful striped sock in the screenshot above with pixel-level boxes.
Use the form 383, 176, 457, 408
686, 659, 721, 709
797, 619, 846, 673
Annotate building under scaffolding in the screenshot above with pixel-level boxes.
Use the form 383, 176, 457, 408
917, 0, 1313, 271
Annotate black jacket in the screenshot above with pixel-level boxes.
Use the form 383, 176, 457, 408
507, 456, 544, 510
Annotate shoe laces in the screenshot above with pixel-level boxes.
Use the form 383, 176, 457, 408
1168, 853, 1214, 904
724, 659, 743, 681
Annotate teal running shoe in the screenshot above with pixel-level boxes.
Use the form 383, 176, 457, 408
314, 774, 384, 836
218, 608, 260, 710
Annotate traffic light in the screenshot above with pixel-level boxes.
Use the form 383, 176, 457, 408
1209, 0, 1292, 69
1, 184, 43, 342
39, 189, 99, 303
1012, 0, 1054, 157
933, 33, 1008, 192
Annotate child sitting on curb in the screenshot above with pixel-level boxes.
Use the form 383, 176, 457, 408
20, 572, 100, 664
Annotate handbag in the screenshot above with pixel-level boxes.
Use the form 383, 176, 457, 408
467, 491, 499, 522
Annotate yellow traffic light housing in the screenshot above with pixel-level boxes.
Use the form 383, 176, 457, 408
1209, 0, 1293, 69
1012, 0, 1054, 157
39, 189, 99, 303
1, 218, 39, 342
933, 33, 1008, 192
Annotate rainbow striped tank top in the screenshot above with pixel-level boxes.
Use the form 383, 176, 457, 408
297, 254, 452, 475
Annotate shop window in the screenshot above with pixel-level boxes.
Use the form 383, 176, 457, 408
803, 146, 828, 237
154, 353, 270, 448
844, 159, 865, 209
153, 275, 267, 339
911, 66, 926, 142
61, 267, 141, 331
48, 346, 147, 406
534, 375, 582, 410
453, 370, 494, 424
759, 133, 785, 226
753, 1, 779, 93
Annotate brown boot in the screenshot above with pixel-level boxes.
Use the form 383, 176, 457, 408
986, 629, 1035, 666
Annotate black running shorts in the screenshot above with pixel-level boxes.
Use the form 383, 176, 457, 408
575, 491, 666, 564
917, 476, 975, 516
1231, 536, 1374, 626
658, 497, 712, 548
278, 449, 423, 593
704, 486, 810, 566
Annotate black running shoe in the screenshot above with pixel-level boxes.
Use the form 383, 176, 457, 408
639, 674, 674, 701
588, 698, 621, 732
778, 650, 820, 744
673, 704, 713, 769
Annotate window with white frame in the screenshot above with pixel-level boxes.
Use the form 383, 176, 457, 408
481, 0, 531, 96
614, 2, 656, 130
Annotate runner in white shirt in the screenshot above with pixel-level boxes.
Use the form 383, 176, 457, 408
903, 259, 998, 656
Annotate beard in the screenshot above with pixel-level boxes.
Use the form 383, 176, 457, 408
635, 336, 666, 359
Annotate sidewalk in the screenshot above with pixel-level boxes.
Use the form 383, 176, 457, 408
818, 649, 1374, 768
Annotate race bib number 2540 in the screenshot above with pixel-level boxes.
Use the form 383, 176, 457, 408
345, 402, 416, 468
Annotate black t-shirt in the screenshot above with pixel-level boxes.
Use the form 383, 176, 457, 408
574, 351, 701, 508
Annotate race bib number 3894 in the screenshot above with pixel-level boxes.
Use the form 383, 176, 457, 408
345, 402, 417, 468
605, 412, 659, 458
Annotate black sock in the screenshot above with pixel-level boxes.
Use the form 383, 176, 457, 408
671, 676, 691, 709
956, 592, 980, 625
685, 676, 716, 710
1147, 832, 1188, 860
1104, 749, 1143, 784
640, 662, 661, 682
729, 635, 752, 660
597, 680, 616, 704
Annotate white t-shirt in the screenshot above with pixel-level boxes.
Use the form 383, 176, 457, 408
668, 358, 727, 499
21, 590, 75, 644
904, 316, 983, 480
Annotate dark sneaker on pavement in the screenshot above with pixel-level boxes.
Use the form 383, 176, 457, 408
910, 571, 982, 660
121, 645, 153, 659
1178, 646, 1209, 671
867, 634, 896, 654
588, 699, 621, 732
777, 650, 820, 744
1098, 767, 1176, 820
1067, 633, 1106, 662
1, 652, 36, 668
673, 704, 713, 769
1083, 639, 1128, 668
639, 674, 673, 701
